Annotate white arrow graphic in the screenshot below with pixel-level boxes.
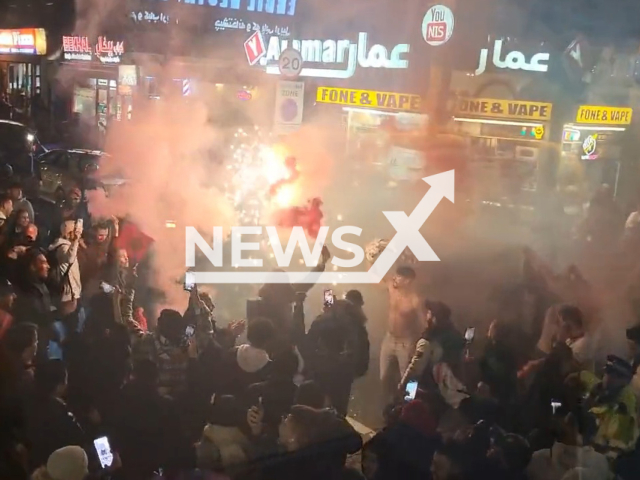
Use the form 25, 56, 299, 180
367, 170, 455, 282
192, 170, 454, 284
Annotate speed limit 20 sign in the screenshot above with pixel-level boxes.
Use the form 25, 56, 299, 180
278, 49, 303, 78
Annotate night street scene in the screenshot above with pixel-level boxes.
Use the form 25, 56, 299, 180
3, 0, 640, 479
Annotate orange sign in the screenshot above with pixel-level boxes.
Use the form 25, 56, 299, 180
0, 28, 46, 55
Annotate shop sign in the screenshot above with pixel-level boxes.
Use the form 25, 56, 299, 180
575, 105, 632, 125
62, 36, 125, 64
0, 28, 47, 55
130, 10, 171, 25
475, 40, 550, 75
214, 17, 290, 37
249, 33, 410, 79
153, 0, 296, 16
422, 5, 454, 46
455, 97, 553, 121
274, 81, 304, 134
118, 65, 137, 86
316, 87, 421, 112
118, 65, 137, 95
582, 134, 598, 160
563, 128, 581, 142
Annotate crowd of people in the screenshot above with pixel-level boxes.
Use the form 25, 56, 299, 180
0, 178, 639, 480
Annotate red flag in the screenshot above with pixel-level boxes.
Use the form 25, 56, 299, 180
274, 198, 323, 238
113, 221, 154, 264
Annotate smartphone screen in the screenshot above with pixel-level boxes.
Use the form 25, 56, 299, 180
405, 381, 418, 401
464, 327, 475, 342
93, 436, 114, 468
184, 271, 195, 292
324, 289, 334, 306
100, 282, 115, 294
185, 325, 195, 338
76, 218, 83, 229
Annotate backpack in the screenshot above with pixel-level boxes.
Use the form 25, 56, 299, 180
46, 244, 74, 301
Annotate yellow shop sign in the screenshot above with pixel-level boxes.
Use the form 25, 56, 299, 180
576, 105, 632, 125
456, 97, 553, 121
316, 86, 421, 112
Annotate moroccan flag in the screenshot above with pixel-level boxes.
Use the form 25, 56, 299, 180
113, 221, 154, 264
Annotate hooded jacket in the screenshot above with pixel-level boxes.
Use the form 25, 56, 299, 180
220, 344, 271, 395
48, 237, 81, 302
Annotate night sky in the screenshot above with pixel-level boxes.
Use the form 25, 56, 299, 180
0, 0, 640, 45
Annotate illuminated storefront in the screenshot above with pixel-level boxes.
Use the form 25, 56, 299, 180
0, 28, 47, 100
451, 96, 553, 207
558, 104, 633, 207
59, 35, 132, 130
315, 86, 426, 181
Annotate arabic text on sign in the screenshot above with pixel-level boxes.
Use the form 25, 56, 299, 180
316, 87, 421, 112
575, 106, 632, 125
262, 33, 409, 68
167, 0, 297, 16
475, 40, 550, 75
456, 98, 553, 121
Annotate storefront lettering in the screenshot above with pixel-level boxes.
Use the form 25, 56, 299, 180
62, 35, 125, 64
0, 28, 46, 55
456, 98, 553, 121
130, 10, 171, 24
158, 0, 296, 16
214, 17, 290, 36
259, 33, 410, 79
576, 105, 632, 125
475, 40, 550, 75
316, 86, 421, 112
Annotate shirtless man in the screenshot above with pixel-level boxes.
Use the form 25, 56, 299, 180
380, 265, 423, 403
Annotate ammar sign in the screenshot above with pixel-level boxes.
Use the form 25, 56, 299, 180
575, 105, 632, 125
247, 32, 410, 79
456, 98, 553, 121
316, 87, 421, 112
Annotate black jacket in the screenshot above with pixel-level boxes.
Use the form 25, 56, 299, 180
363, 423, 441, 480
25, 396, 87, 470
108, 382, 188, 477
13, 280, 53, 327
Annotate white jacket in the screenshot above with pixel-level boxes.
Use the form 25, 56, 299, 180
526, 442, 612, 480
49, 238, 82, 302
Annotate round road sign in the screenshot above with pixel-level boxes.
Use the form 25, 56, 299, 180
278, 48, 303, 78
422, 5, 455, 46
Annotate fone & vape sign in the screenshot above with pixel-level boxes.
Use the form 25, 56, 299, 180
475, 39, 550, 75
244, 31, 410, 79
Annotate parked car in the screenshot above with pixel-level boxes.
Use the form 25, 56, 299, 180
37, 148, 127, 199
0, 120, 43, 192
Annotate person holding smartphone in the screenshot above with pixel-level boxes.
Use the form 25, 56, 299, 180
47, 219, 83, 315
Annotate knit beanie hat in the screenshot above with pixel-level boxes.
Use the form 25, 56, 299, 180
46, 446, 89, 480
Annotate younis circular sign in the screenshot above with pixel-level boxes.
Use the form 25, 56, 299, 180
422, 5, 455, 46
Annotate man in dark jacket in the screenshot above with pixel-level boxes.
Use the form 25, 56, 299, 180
25, 360, 88, 471
295, 299, 362, 416
13, 248, 52, 325
345, 289, 370, 379
363, 400, 441, 480
109, 359, 188, 478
